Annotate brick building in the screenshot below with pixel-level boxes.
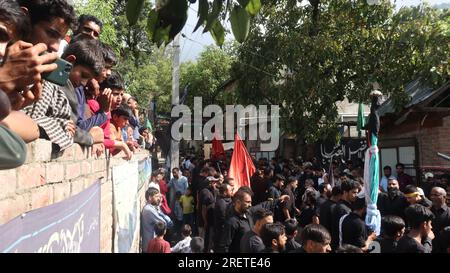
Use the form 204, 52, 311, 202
377, 79, 450, 183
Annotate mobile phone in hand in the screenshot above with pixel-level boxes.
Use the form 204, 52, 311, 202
42, 57, 73, 86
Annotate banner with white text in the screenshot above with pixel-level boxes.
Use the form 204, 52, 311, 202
0, 181, 101, 253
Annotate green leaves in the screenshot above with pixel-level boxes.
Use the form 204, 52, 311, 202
210, 20, 225, 46
230, 5, 250, 43
204, 0, 223, 32
126, 0, 145, 26
127, 0, 263, 46
146, 9, 159, 40
145, 0, 188, 45
237, 0, 250, 7
194, 0, 209, 32
245, 0, 261, 16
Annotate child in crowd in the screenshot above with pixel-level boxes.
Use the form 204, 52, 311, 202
147, 221, 171, 253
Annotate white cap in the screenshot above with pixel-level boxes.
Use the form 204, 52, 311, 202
424, 172, 434, 179
417, 187, 425, 196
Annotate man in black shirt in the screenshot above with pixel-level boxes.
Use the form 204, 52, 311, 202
378, 215, 405, 253
319, 185, 342, 234
198, 176, 218, 252
281, 177, 300, 221
340, 197, 376, 251
396, 204, 434, 253
291, 224, 331, 253
404, 185, 432, 208
377, 178, 409, 220
213, 183, 233, 252
317, 183, 332, 209
259, 222, 287, 253
251, 168, 267, 205
240, 209, 273, 253
216, 188, 289, 253
268, 174, 284, 200
330, 180, 360, 250
430, 187, 450, 252
283, 219, 302, 252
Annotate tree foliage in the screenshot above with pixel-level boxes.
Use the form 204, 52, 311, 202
125, 0, 263, 46
74, 0, 118, 47
180, 43, 237, 108
232, 0, 450, 143
75, 0, 173, 113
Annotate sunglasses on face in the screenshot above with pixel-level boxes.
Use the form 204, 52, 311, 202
82, 26, 99, 38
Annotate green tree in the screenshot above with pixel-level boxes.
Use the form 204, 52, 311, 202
180, 43, 237, 108
75, 0, 174, 114
73, 0, 118, 47
232, 0, 450, 143
123, 46, 174, 114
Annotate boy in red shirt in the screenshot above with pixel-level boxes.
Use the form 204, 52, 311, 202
147, 221, 171, 253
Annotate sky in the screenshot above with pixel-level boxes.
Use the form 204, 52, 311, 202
180, 0, 450, 63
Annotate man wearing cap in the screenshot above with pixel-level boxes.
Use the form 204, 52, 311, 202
422, 172, 436, 198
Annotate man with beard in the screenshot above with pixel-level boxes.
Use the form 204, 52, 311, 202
330, 180, 360, 250
240, 209, 274, 253
141, 188, 173, 252
340, 196, 377, 251
216, 188, 289, 253
317, 183, 332, 208
430, 187, 450, 252
281, 177, 300, 221
213, 183, 233, 252
259, 222, 287, 253
377, 178, 409, 220
380, 166, 395, 193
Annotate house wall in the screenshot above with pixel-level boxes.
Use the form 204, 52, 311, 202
380, 115, 450, 169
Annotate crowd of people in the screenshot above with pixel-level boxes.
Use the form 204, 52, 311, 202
0, 0, 155, 171
141, 156, 450, 253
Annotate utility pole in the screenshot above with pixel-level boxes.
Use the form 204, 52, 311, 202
170, 34, 181, 170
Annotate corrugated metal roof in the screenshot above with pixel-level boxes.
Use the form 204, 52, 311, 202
377, 78, 435, 117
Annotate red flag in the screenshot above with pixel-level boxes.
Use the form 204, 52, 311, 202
228, 133, 256, 193
211, 134, 226, 161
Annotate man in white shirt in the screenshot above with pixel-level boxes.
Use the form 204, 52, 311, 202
171, 224, 193, 253
380, 165, 396, 192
